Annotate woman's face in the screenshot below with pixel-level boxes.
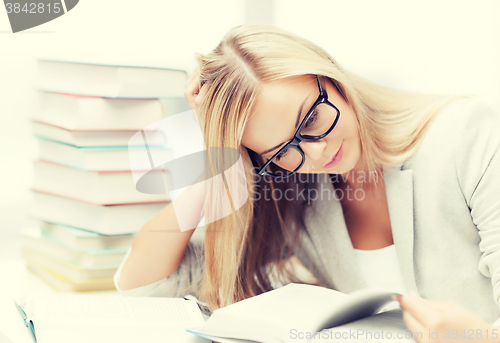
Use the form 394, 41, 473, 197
242, 75, 362, 176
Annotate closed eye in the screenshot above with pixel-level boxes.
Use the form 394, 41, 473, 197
304, 109, 319, 129
274, 148, 289, 162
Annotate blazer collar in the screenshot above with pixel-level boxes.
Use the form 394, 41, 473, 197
383, 162, 418, 294
304, 161, 418, 294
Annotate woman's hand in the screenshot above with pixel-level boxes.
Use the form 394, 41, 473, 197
396, 293, 498, 343
184, 65, 208, 127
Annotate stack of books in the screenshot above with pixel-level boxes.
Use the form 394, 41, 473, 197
24, 58, 190, 291
21, 224, 134, 292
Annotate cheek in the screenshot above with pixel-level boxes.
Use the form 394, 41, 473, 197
328, 107, 359, 143
341, 108, 359, 137
341, 111, 362, 159
327, 109, 362, 167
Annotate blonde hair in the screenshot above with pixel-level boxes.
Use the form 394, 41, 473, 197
192, 24, 462, 311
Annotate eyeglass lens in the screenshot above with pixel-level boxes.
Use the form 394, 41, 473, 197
263, 102, 338, 175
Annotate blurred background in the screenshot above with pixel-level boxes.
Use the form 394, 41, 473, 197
1, 0, 499, 260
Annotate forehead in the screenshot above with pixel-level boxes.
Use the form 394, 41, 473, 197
242, 75, 317, 155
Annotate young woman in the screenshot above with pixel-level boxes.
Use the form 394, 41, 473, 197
115, 25, 500, 341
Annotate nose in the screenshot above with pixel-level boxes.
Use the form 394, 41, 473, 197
300, 140, 327, 161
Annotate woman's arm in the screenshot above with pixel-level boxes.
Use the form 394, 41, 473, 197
453, 99, 500, 320
117, 180, 206, 291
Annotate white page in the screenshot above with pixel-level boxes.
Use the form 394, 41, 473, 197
202, 284, 351, 337
315, 310, 416, 343
193, 283, 403, 343
28, 293, 207, 343
313, 287, 400, 331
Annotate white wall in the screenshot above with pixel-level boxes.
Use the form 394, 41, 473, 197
275, 0, 500, 107
0, 0, 246, 259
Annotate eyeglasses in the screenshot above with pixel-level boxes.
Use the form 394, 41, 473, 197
249, 75, 341, 179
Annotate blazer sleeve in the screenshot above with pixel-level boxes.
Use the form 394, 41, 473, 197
453, 98, 500, 325
113, 239, 205, 298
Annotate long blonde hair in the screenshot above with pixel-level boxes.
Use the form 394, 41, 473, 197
191, 24, 461, 311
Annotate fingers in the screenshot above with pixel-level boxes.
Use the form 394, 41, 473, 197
184, 66, 201, 110
184, 65, 199, 88
401, 310, 427, 342
400, 293, 445, 311
397, 295, 496, 343
184, 65, 211, 128
195, 82, 209, 110
398, 294, 445, 329
190, 83, 210, 128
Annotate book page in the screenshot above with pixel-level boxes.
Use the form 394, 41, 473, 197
30, 293, 203, 329
212, 284, 351, 334
316, 310, 416, 342
313, 287, 400, 331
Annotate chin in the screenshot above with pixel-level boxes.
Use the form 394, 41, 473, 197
322, 165, 349, 175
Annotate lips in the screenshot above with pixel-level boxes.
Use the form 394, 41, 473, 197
324, 141, 344, 168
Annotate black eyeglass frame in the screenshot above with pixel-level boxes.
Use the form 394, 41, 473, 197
249, 75, 341, 179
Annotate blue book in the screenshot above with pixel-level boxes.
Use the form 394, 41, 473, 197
39, 222, 134, 250
21, 227, 128, 268
36, 137, 173, 171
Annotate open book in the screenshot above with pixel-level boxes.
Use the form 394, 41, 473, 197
14, 293, 209, 343
188, 283, 416, 343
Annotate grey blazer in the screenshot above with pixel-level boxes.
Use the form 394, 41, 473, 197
295, 97, 500, 326
114, 97, 500, 326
